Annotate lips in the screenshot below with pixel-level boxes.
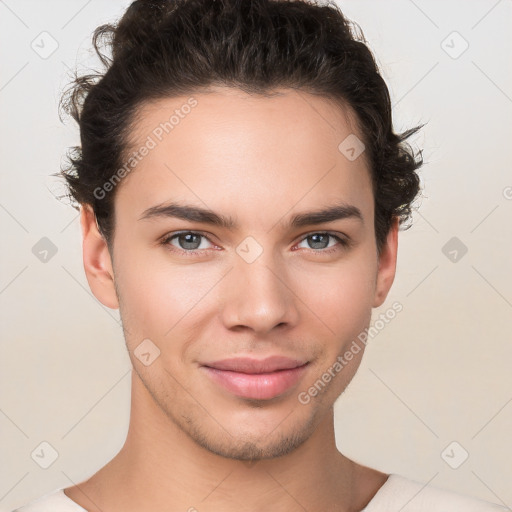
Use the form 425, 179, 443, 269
200, 356, 310, 400
203, 356, 307, 374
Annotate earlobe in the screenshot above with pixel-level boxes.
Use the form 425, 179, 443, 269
80, 204, 119, 310
372, 217, 399, 308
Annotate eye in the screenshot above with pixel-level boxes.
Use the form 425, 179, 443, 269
294, 232, 350, 254
161, 231, 216, 256
160, 230, 351, 257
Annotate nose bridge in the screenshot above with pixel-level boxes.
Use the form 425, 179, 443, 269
220, 240, 298, 333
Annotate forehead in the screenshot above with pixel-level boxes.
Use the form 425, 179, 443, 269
129, 86, 363, 153
115, 87, 373, 227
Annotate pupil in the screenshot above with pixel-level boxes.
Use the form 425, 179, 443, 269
177, 234, 329, 251
182, 233, 200, 249
310, 234, 328, 249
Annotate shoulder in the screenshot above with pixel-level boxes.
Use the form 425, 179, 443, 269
363, 474, 509, 512
11, 488, 87, 512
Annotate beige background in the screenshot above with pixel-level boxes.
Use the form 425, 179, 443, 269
1, 0, 511, 510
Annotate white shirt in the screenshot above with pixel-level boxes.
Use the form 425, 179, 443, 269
12, 474, 508, 511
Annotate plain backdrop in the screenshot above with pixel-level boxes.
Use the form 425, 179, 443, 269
1, 0, 511, 510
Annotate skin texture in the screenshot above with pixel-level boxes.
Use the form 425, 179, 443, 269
65, 87, 398, 512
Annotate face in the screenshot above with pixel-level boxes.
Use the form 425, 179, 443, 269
81, 87, 398, 460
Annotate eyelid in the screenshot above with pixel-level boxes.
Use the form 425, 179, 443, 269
160, 230, 219, 249
161, 229, 351, 255
292, 230, 351, 252
293, 230, 348, 243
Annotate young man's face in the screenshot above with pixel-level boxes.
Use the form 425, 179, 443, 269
82, 87, 397, 460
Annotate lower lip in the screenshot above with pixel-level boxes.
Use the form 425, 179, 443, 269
201, 364, 309, 400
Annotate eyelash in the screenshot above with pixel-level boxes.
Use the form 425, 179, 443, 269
160, 230, 351, 257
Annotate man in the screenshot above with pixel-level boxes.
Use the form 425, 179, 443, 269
14, 0, 507, 510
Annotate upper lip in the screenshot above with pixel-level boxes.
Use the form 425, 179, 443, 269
202, 356, 308, 374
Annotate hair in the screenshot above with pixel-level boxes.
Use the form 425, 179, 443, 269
57, 0, 424, 257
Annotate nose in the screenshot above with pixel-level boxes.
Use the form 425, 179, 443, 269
219, 251, 300, 335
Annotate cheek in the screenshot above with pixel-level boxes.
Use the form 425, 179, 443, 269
113, 248, 224, 344
294, 256, 376, 399
115, 239, 377, 347
292, 252, 377, 339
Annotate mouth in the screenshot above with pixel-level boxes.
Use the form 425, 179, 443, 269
200, 356, 310, 400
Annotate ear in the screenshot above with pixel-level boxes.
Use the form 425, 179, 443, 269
80, 204, 119, 310
372, 217, 399, 308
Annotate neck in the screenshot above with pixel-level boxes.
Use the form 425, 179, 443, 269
66, 371, 384, 512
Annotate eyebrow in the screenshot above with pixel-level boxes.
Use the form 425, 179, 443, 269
138, 200, 364, 230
